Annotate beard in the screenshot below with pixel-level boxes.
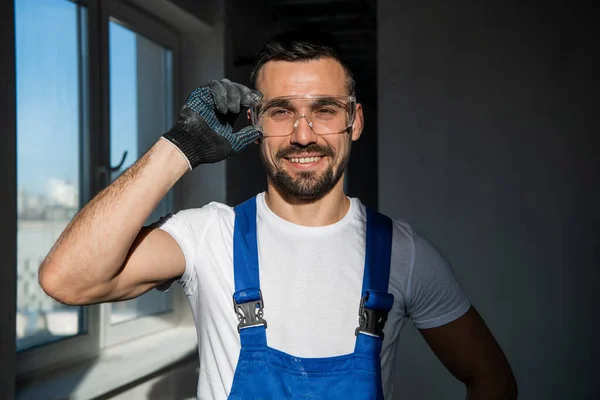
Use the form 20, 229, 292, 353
261, 142, 351, 202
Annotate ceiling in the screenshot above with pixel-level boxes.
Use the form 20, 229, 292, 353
265, 0, 377, 101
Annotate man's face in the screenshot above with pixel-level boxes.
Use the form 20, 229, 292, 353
254, 58, 364, 202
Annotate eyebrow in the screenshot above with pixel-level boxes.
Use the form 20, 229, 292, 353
311, 98, 344, 107
262, 98, 345, 109
262, 99, 293, 109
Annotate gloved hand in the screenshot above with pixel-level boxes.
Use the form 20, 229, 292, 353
162, 79, 263, 169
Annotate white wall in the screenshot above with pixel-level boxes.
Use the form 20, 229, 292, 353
378, 1, 599, 399
101, 361, 198, 400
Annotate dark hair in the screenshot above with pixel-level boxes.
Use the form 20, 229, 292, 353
250, 30, 356, 95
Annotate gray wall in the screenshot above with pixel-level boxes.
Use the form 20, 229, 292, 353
346, 101, 379, 209
379, 1, 599, 399
0, 0, 17, 398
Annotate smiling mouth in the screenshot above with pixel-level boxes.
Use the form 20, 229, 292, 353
287, 156, 324, 164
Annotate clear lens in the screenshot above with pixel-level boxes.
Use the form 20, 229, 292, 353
251, 95, 356, 137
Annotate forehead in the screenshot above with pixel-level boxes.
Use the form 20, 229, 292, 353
256, 58, 348, 98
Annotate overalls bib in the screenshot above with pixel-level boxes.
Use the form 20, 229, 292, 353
228, 197, 394, 400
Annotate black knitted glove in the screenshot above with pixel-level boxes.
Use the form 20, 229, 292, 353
162, 79, 263, 169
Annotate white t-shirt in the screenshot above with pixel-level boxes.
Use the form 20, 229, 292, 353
157, 192, 470, 400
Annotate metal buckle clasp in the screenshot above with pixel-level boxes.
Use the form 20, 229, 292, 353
232, 291, 267, 333
355, 294, 389, 338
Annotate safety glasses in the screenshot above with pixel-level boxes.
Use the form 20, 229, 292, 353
250, 94, 357, 138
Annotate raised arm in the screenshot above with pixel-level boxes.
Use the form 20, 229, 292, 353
38, 139, 188, 305
39, 79, 262, 305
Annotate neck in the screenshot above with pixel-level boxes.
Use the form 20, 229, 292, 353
264, 179, 350, 227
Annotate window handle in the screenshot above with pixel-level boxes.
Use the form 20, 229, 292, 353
110, 150, 129, 173
95, 151, 129, 188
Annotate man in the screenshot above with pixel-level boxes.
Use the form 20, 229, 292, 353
39, 30, 517, 399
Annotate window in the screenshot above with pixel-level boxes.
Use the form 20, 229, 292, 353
16, 0, 184, 376
15, 0, 88, 353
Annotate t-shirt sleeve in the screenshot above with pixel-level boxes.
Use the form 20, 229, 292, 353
150, 210, 199, 297
406, 231, 471, 329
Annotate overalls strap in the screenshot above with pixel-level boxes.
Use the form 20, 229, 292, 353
362, 207, 394, 294
232, 197, 266, 346
233, 197, 260, 292
353, 208, 394, 400
354, 208, 394, 354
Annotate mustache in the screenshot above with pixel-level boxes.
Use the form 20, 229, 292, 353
276, 144, 334, 159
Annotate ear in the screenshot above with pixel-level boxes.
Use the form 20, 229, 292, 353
351, 103, 364, 142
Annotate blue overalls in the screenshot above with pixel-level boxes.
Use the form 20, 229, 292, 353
228, 197, 394, 400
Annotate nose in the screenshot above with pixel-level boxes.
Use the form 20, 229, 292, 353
290, 114, 318, 146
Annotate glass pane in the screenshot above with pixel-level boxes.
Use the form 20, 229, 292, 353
15, 0, 87, 351
108, 20, 174, 325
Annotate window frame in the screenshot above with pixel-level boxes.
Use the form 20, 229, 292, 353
16, 0, 186, 378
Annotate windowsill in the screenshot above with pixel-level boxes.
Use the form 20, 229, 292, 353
16, 325, 198, 400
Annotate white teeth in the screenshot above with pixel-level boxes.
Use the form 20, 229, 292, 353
290, 156, 322, 164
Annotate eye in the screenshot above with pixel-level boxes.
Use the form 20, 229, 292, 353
314, 108, 338, 119
269, 108, 292, 118
316, 108, 336, 114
